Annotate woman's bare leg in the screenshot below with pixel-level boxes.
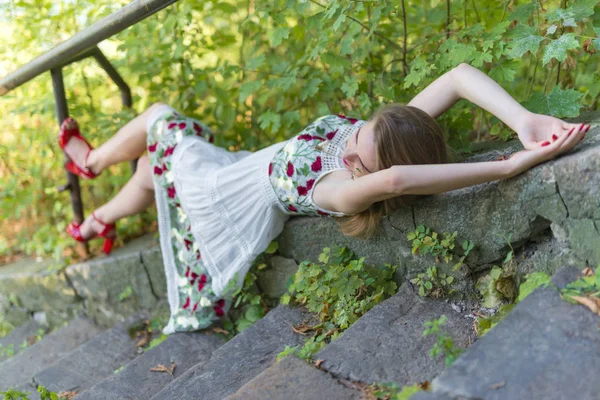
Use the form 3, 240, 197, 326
63, 102, 168, 175
78, 154, 155, 238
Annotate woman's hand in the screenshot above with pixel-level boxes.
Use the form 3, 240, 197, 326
517, 113, 590, 150
508, 123, 588, 176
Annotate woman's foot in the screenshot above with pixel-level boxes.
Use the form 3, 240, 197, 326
58, 118, 100, 179
67, 211, 117, 254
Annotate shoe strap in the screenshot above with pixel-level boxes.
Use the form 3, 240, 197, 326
91, 212, 115, 237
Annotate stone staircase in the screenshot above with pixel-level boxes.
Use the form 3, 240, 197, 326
1, 266, 598, 399
1, 116, 599, 398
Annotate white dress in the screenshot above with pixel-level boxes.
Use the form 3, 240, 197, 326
146, 104, 365, 333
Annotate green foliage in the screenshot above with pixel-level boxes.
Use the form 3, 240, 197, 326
368, 382, 424, 399
0, 343, 15, 359
228, 265, 267, 335
476, 259, 552, 336
410, 266, 455, 298
561, 266, 600, 302
407, 225, 474, 271
279, 246, 397, 360
422, 316, 464, 367
118, 285, 134, 302
1, 388, 30, 400
0, 317, 15, 338
1, 0, 599, 260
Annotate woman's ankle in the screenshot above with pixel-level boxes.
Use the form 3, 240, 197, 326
85, 149, 103, 175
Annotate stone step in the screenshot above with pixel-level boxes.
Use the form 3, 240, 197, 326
0, 316, 101, 391
426, 266, 600, 400
314, 282, 476, 386
151, 305, 316, 400
14, 314, 147, 399
77, 331, 225, 400
226, 355, 363, 400
0, 320, 41, 362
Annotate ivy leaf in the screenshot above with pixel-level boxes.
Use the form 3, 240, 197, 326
508, 25, 545, 58
542, 33, 580, 65
238, 81, 261, 103
265, 240, 279, 254
269, 27, 290, 47
341, 76, 358, 98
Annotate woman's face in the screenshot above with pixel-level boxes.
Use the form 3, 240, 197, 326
342, 120, 377, 177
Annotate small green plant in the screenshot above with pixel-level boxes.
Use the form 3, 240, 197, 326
113, 365, 125, 375
367, 382, 424, 399
410, 266, 455, 298
407, 225, 474, 271
476, 271, 551, 336
0, 344, 15, 359
1, 388, 30, 400
279, 246, 397, 360
423, 316, 464, 367
118, 285, 134, 302
0, 317, 15, 338
561, 266, 600, 313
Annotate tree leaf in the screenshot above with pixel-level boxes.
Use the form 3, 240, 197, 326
239, 81, 261, 103
542, 33, 580, 65
341, 76, 358, 98
507, 1, 538, 23
269, 27, 290, 47
508, 25, 545, 58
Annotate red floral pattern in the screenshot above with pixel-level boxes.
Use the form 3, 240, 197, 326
147, 108, 230, 333
268, 114, 362, 216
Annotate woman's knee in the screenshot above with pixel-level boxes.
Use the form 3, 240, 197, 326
145, 102, 169, 115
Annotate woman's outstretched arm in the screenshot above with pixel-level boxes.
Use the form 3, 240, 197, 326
407, 63, 529, 129
321, 124, 586, 215
407, 63, 586, 149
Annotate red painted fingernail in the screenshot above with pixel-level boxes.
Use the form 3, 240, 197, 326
585, 125, 591, 132
568, 128, 574, 137
552, 134, 558, 141
580, 123, 585, 130
541, 141, 551, 147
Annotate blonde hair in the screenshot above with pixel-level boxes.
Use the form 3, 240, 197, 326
337, 104, 449, 238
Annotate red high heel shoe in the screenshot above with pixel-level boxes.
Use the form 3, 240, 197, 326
58, 117, 99, 179
66, 212, 116, 255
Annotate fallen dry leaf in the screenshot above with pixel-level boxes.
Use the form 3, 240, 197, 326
212, 327, 230, 335
494, 154, 508, 161
314, 359, 324, 368
418, 381, 430, 391
150, 363, 177, 377
57, 391, 78, 400
135, 335, 149, 348
570, 295, 600, 315
26, 336, 38, 346
582, 267, 594, 277
288, 322, 312, 335
489, 381, 505, 390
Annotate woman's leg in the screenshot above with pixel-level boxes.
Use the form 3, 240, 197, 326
78, 154, 155, 238
64, 102, 168, 175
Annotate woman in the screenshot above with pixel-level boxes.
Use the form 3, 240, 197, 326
58, 63, 590, 333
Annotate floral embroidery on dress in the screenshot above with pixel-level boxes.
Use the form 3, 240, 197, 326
147, 110, 229, 332
268, 114, 361, 216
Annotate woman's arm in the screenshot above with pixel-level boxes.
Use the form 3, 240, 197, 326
322, 124, 585, 214
407, 63, 531, 132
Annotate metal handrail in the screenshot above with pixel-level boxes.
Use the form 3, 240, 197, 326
0, 0, 178, 96
1, 0, 180, 256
